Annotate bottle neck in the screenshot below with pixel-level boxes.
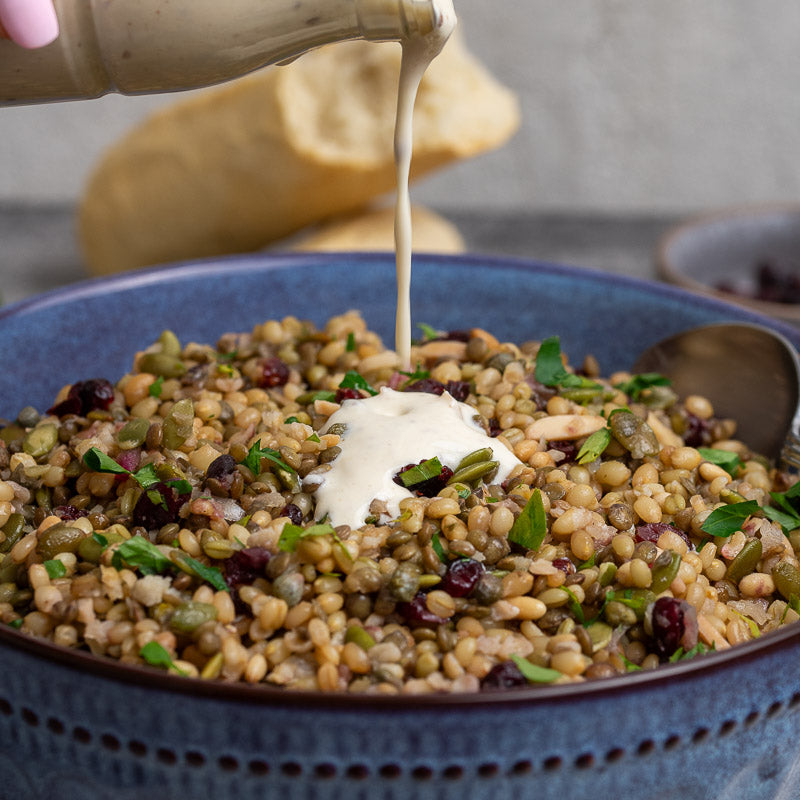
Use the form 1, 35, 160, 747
0, 0, 443, 104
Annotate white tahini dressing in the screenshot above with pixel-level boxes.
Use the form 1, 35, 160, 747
393, 0, 457, 368
313, 389, 522, 530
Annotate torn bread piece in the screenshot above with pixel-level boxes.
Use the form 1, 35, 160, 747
285, 205, 464, 253
79, 32, 519, 275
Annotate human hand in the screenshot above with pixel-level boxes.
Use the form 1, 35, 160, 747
0, 0, 59, 49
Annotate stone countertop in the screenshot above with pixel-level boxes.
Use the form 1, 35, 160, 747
0, 204, 681, 307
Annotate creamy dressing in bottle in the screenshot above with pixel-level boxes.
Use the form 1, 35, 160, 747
314, 389, 522, 530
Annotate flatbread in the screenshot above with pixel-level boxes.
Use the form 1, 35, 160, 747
79, 32, 519, 274
285, 205, 464, 253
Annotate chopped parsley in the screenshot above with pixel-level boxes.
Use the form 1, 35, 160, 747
179, 555, 228, 592
508, 488, 547, 551
399, 457, 443, 487
82, 448, 191, 495
306, 432, 321, 443
338, 371, 378, 396
431, 532, 446, 562
418, 322, 439, 341
148, 375, 164, 398
613, 372, 671, 401
8, 618, 23, 629
241, 441, 294, 476
698, 447, 742, 477
701, 500, 761, 538
278, 522, 337, 552
139, 640, 188, 675
399, 364, 430, 387
345, 332, 356, 352
111, 536, 172, 575
764, 479, 800, 534
534, 336, 600, 390
43, 559, 67, 579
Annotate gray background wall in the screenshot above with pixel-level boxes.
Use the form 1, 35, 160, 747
1, 0, 799, 214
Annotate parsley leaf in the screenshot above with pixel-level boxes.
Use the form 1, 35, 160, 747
510, 654, 561, 683
278, 522, 336, 552
241, 441, 294, 476
83, 448, 129, 475
346, 332, 356, 352
576, 427, 611, 465
418, 322, 439, 341
111, 536, 171, 575
148, 376, 164, 398
140, 641, 188, 676
399, 364, 430, 386
668, 642, 712, 662
534, 337, 570, 386
431, 532, 446, 563
764, 480, 800, 534
338, 371, 378, 396
613, 373, 671, 401
700, 500, 761, 538
92, 532, 109, 548
399, 457, 442, 487
44, 559, 67, 579
284, 416, 300, 424
180, 555, 228, 592
8, 618, 22, 629
534, 336, 600, 391
508, 488, 547, 551
698, 447, 742, 477
82, 448, 190, 495
560, 585, 585, 624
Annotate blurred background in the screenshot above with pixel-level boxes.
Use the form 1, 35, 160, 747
1, 0, 799, 302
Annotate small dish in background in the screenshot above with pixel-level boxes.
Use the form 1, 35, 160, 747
656, 205, 800, 325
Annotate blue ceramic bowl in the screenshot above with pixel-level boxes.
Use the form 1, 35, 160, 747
2, 252, 800, 800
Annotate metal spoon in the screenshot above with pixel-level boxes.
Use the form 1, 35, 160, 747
632, 322, 800, 471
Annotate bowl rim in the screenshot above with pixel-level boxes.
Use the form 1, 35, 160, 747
656, 202, 800, 319
3, 249, 800, 709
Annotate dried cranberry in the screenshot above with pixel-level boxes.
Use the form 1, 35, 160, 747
393, 461, 454, 497
549, 440, 577, 462
445, 380, 471, 402
115, 449, 141, 474
53, 505, 85, 521
487, 418, 502, 438
223, 547, 272, 589
552, 557, 576, 575
682, 413, 712, 447
635, 522, 693, 550
335, 387, 362, 403
259, 357, 289, 388
280, 503, 303, 525
441, 558, 484, 598
397, 593, 447, 627
650, 596, 698, 659
524, 377, 557, 410
48, 378, 114, 417
206, 454, 237, 481
404, 378, 446, 396
481, 660, 527, 691
132, 482, 184, 530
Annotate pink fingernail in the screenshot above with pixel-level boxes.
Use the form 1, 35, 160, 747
0, 0, 59, 49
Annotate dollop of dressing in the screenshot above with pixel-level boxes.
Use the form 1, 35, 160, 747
314, 388, 522, 530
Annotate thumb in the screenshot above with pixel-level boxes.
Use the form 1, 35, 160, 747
0, 0, 59, 49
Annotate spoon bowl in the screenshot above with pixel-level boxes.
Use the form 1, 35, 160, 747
632, 321, 800, 470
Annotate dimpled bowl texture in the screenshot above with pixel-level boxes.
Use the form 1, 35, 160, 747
657, 205, 800, 325
2, 251, 800, 800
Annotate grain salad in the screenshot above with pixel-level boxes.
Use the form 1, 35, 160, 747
1, 310, 799, 694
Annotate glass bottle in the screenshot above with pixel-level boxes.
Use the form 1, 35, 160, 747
0, 0, 444, 105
